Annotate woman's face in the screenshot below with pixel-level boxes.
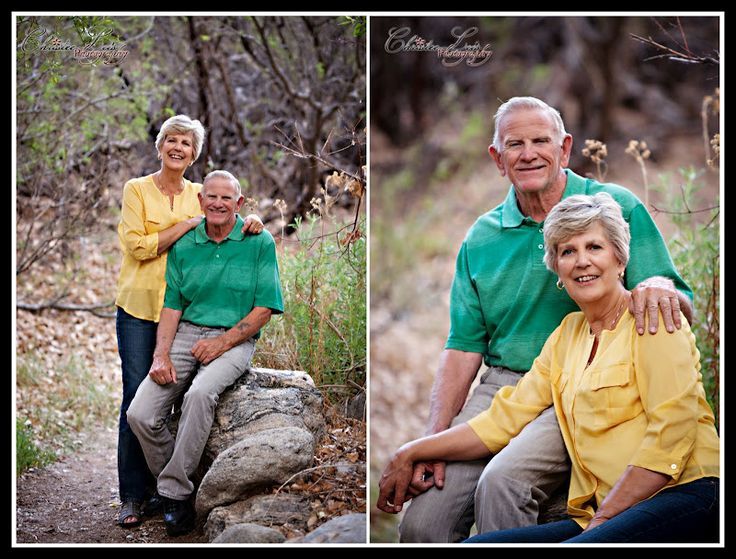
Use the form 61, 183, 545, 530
556, 221, 625, 305
159, 132, 195, 172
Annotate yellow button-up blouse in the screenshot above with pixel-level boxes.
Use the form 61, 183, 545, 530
115, 175, 203, 322
467, 311, 720, 529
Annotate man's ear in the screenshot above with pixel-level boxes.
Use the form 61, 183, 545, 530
560, 134, 573, 168
488, 145, 506, 176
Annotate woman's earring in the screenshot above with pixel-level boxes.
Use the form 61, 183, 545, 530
556, 279, 564, 290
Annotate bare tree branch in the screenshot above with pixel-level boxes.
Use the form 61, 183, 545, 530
630, 33, 719, 65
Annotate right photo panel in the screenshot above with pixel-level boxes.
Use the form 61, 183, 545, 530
370, 15, 721, 544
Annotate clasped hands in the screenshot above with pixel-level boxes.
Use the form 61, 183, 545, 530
148, 337, 229, 385
377, 448, 447, 514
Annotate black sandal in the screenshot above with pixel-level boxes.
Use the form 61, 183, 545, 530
118, 500, 143, 528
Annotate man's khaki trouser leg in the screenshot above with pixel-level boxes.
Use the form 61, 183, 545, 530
127, 322, 255, 500
398, 367, 570, 543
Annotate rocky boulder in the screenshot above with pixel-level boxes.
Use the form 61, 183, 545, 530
182, 367, 329, 541
290, 513, 367, 544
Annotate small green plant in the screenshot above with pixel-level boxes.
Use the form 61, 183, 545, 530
16, 417, 55, 475
16, 352, 118, 462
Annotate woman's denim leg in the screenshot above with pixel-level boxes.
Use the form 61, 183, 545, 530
465, 478, 719, 543
116, 307, 157, 502
567, 477, 720, 543
464, 519, 582, 543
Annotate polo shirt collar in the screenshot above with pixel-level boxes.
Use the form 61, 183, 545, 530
500, 168, 587, 228
194, 214, 246, 244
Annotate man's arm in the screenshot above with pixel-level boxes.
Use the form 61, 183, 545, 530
407, 349, 483, 494
190, 306, 273, 365
148, 307, 183, 385
427, 349, 484, 435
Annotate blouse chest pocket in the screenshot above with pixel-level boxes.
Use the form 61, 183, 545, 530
586, 363, 641, 427
590, 364, 630, 391
144, 207, 171, 234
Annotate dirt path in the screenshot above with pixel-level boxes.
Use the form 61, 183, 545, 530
15, 429, 207, 544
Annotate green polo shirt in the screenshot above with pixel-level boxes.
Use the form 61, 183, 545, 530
163, 215, 284, 334
446, 169, 692, 372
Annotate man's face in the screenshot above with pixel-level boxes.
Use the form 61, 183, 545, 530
489, 109, 572, 195
198, 177, 244, 229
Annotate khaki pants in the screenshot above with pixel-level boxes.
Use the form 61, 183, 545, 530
127, 321, 255, 500
399, 366, 570, 543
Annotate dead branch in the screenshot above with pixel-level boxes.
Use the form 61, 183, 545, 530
17, 299, 116, 319
630, 33, 719, 65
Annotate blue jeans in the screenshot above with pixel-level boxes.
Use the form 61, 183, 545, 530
464, 477, 719, 543
116, 307, 158, 503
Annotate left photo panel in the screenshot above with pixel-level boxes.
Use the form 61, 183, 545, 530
15, 14, 366, 544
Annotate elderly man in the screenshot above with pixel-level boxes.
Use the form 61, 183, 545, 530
127, 170, 283, 536
395, 97, 693, 542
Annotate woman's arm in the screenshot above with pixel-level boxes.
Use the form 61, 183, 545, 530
585, 465, 670, 531
376, 423, 490, 514
586, 314, 705, 531
158, 212, 263, 256
156, 216, 202, 256
241, 214, 264, 235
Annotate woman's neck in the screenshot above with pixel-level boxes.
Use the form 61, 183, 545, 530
156, 167, 186, 195
581, 287, 630, 337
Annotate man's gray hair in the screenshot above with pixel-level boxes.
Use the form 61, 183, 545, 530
155, 114, 206, 161
543, 192, 630, 274
203, 170, 242, 197
492, 96, 567, 152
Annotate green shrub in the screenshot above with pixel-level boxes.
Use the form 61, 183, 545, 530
258, 215, 366, 404
653, 167, 720, 421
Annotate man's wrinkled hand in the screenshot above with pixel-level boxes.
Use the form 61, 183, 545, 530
630, 276, 682, 335
191, 338, 228, 365
148, 355, 177, 385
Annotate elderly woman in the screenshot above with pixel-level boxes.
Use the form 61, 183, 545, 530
115, 115, 263, 527
377, 193, 720, 543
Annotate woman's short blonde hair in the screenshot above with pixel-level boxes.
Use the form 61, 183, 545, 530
543, 192, 630, 274
155, 114, 206, 161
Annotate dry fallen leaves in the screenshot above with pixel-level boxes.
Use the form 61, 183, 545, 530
274, 409, 366, 535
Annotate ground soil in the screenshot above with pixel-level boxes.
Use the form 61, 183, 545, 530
15, 429, 208, 544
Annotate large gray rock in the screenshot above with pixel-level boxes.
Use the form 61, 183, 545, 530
204, 493, 310, 541
195, 426, 315, 516
212, 523, 286, 544
204, 368, 325, 459
295, 514, 367, 544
